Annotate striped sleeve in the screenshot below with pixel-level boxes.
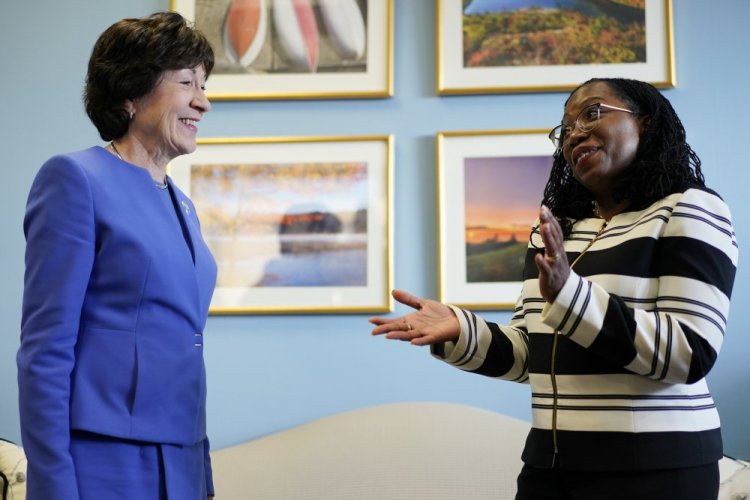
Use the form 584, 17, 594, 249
431, 304, 530, 382
542, 189, 738, 384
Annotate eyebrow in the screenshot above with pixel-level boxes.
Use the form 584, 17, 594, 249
174, 67, 207, 82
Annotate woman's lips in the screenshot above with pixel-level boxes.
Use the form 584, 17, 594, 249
573, 146, 598, 169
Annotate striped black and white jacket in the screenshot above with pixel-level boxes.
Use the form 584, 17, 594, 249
435, 187, 738, 471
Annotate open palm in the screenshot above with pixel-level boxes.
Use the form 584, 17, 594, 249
369, 289, 460, 346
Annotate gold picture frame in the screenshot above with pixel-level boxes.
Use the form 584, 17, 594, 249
437, 129, 554, 309
169, 135, 394, 314
437, 0, 675, 95
170, 0, 393, 100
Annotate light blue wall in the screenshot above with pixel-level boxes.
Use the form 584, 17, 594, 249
2, 0, 749, 459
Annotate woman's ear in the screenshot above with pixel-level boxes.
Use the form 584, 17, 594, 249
123, 99, 136, 119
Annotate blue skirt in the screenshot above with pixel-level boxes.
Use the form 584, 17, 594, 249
70, 430, 208, 500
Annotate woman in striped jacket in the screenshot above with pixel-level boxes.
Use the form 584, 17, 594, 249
370, 78, 738, 499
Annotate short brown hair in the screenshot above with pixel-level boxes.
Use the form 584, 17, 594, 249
84, 11, 214, 141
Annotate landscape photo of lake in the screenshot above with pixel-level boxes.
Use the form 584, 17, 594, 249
463, 154, 551, 282
189, 161, 369, 288
462, 0, 646, 68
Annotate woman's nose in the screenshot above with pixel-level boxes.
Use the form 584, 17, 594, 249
566, 123, 588, 147
193, 91, 211, 113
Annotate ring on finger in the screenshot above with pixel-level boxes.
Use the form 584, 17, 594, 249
405, 321, 413, 331
545, 253, 559, 263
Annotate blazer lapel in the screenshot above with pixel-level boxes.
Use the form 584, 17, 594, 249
168, 180, 218, 318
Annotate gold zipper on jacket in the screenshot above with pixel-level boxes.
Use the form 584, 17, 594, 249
549, 220, 608, 467
550, 329, 560, 467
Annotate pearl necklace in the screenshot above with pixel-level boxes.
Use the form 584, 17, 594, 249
110, 142, 168, 190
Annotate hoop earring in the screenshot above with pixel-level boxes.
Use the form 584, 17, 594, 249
129, 111, 134, 120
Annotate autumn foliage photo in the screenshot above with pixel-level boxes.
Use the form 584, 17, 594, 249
462, 0, 646, 68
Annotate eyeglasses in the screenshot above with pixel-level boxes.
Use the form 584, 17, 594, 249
549, 102, 634, 150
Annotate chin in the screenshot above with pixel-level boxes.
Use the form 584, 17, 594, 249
180, 144, 198, 155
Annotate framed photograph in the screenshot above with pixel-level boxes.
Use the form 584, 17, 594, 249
170, 0, 393, 100
437, 0, 674, 95
437, 129, 555, 309
169, 135, 394, 314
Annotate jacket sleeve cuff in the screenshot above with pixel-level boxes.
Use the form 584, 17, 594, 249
540, 270, 609, 349
540, 270, 583, 332
430, 305, 480, 364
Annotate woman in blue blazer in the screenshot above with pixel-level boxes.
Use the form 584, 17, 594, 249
18, 12, 217, 499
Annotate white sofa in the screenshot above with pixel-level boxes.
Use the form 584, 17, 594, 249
210, 402, 529, 500
2, 402, 748, 499
0, 439, 26, 500
210, 401, 750, 500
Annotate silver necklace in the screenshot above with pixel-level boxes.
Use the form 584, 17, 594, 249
110, 142, 168, 190
109, 141, 125, 161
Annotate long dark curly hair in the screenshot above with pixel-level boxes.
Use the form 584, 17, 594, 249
542, 78, 704, 237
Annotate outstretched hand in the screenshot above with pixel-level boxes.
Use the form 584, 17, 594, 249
369, 289, 460, 346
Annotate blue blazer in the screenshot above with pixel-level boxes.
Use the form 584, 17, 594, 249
18, 147, 217, 498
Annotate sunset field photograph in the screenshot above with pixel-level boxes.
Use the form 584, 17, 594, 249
463, 154, 551, 282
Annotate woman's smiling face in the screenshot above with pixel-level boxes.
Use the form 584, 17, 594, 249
128, 65, 211, 163
561, 81, 645, 202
